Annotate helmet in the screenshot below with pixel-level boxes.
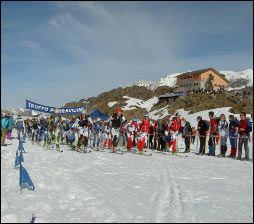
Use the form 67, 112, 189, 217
81, 109, 87, 115
144, 113, 149, 117
116, 108, 122, 113
97, 118, 101, 122
72, 116, 76, 120
132, 117, 138, 122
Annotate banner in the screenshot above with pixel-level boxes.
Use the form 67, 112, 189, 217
25, 100, 85, 115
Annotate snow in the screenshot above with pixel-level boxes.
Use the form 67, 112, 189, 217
107, 101, 118, 107
122, 96, 159, 112
1, 129, 253, 223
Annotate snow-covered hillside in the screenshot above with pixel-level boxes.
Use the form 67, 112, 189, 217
124, 69, 253, 90
1, 120, 253, 223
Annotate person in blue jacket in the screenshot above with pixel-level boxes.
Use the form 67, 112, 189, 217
1, 111, 10, 146
92, 118, 105, 149
6, 114, 15, 140
228, 115, 239, 158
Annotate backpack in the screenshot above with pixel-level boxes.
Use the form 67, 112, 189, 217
204, 120, 210, 131
246, 119, 252, 132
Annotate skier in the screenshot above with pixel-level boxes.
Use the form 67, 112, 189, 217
31, 118, 39, 143
103, 121, 112, 149
92, 118, 105, 149
168, 113, 182, 154
109, 108, 126, 153
137, 113, 153, 154
47, 108, 62, 150
125, 117, 139, 151
15, 114, 24, 139
75, 109, 93, 150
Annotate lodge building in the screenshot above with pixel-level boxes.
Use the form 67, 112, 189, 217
176, 68, 229, 92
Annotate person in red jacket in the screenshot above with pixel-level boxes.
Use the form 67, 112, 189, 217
137, 113, 153, 154
207, 111, 217, 156
168, 113, 182, 153
237, 112, 252, 160
125, 117, 139, 151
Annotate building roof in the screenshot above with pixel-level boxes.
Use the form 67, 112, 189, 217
176, 68, 229, 83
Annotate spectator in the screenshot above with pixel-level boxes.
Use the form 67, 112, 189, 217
228, 115, 239, 158
6, 113, 15, 140
207, 111, 217, 156
218, 114, 228, 157
191, 127, 196, 144
1, 111, 10, 146
237, 112, 252, 160
182, 118, 192, 153
197, 116, 207, 155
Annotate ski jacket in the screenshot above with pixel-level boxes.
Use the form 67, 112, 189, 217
239, 119, 252, 136
198, 120, 207, 136
209, 118, 217, 135
168, 118, 182, 132
182, 121, 192, 137
126, 122, 139, 135
15, 117, 24, 130
111, 114, 126, 129
92, 123, 105, 134
48, 115, 62, 131
1, 116, 9, 130
218, 120, 229, 137
77, 116, 93, 128
8, 116, 15, 131
229, 119, 239, 134
138, 119, 152, 132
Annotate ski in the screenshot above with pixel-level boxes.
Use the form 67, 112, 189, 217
109, 151, 125, 155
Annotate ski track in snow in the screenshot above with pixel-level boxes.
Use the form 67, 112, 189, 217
1, 133, 253, 223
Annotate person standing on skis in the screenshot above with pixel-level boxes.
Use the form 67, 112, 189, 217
75, 109, 93, 149
110, 108, 126, 153
137, 113, 153, 155
168, 113, 182, 154
47, 108, 62, 150
125, 117, 139, 151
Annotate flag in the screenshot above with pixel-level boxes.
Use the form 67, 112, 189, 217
14, 150, 20, 168
30, 214, 36, 223
19, 150, 24, 163
23, 133, 27, 141
19, 164, 35, 191
19, 141, 26, 153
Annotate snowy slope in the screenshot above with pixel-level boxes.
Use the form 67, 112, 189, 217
1, 126, 253, 223
124, 69, 253, 90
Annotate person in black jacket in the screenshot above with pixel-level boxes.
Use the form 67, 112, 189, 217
182, 118, 192, 153
197, 116, 207, 155
157, 119, 166, 151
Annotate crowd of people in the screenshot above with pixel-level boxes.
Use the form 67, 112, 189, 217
1, 108, 253, 160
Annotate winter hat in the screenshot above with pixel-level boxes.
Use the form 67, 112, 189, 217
54, 108, 60, 114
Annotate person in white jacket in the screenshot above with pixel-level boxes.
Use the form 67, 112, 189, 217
218, 114, 228, 157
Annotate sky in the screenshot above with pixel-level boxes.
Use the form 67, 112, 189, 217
1, 1, 253, 109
